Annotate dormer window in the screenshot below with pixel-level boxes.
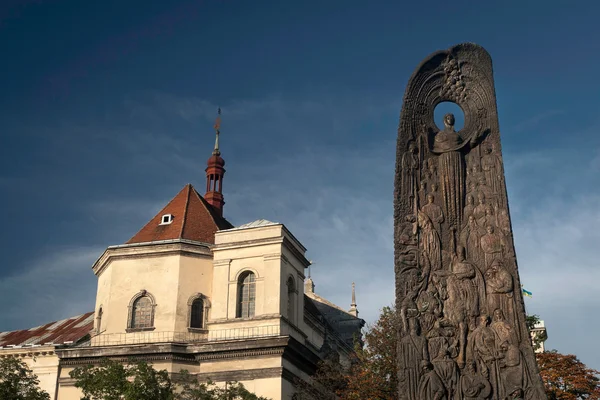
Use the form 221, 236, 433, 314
160, 214, 173, 225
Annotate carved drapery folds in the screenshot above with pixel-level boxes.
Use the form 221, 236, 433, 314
394, 43, 546, 400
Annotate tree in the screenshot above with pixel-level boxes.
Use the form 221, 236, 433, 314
536, 351, 600, 400
70, 359, 173, 400
0, 356, 50, 400
293, 306, 399, 400
342, 305, 398, 400
70, 359, 271, 400
177, 370, 270, 400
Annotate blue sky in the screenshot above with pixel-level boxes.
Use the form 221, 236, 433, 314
2, 0, 600, 369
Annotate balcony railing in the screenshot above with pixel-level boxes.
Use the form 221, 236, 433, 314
90, 331, 208, 346
90, 325, 286, 347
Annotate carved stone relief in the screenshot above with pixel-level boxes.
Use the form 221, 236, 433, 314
394, 43, 546, 400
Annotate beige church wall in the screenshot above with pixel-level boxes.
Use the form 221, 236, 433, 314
57, 365, 83, 400
199, 355, 281, 374
236, 377, 282, 400
94, 262, 112, 334
0, 349, 60, 399
211, 250, 283, 321
94, 253, 181, 336
57, 384, 83, 400
174, 255, 214, 332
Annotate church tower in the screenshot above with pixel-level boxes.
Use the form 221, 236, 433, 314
204, 108, 226, 216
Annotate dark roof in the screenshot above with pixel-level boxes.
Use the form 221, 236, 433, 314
126, 184, 233, 245
0, 312, 94, 347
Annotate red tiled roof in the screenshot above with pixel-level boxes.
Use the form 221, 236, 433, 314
0, 312, 94, 347
126, 184, 233, 245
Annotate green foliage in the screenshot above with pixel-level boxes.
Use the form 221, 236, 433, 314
0, 356, 50, 400
177, 370, 270, 400
70, 360, 270, 400
70, 359, 173, 400
526, 314, 548, 352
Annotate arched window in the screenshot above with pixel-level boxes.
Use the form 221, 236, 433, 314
96, 307, 103, 333
127, 290, 156, 331
190, 298, 204, 329
187, 293, 211, 330
287, 276, 296, 323
237, 271, 256, 318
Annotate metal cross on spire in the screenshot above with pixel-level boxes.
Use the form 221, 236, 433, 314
212, 107, 221, 156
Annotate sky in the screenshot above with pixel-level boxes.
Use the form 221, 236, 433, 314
1, 0, 600, 369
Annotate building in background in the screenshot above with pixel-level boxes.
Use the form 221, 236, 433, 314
0, 114, 364, 400
531, 319, 548, 353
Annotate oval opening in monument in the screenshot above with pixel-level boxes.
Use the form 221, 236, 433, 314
434, 101, 464, 131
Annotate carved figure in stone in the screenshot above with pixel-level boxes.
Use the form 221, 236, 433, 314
418, 211, 442, 272
498, 341, 524, 400
464, 195, 476, 225
491, 308, 516, 346
478, 206, 497, 230
435, 246, 483, 368
497, 209, 511, 238
432, 347, 459, 399
470, 314, 501, 400
431, 182, 440, 202
419, 181, 428, 207
461, 361, 492, 400
467, 165, 483, 190
418, 361, 447, 400
481, 145, 503, 196
417, 283, 443, 334
428, 113, 482, 230
400, 319, 430, 400
480, 225, 507, 268
427, 319, 459, 361
402, 142, 420, 207
395, 44, 547, 400
485, 260, 517, 335
473, 193, 488, 224
460, 215, 485, 269
422, 194, 444, 234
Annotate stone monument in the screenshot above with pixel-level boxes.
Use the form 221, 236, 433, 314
394, 43, 546, 400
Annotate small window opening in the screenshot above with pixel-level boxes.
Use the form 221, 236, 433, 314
160, 214, 173, 225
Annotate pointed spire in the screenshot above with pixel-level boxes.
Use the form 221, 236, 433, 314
213, 107, 221, 156
348, 282, 358, 317
205, 108, 226, 216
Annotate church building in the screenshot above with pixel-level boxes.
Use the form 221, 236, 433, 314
0, 113, 365, 400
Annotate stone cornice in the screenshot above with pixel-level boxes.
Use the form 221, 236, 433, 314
92, 241, 212, 276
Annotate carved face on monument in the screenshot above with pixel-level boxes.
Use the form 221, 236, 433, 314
443, 113, 455, 129
493, 308, 504, 322
467, 195, 474, 206
477, 314, 490, 327
427, 194, 435, 204
486, 225, 495, 234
